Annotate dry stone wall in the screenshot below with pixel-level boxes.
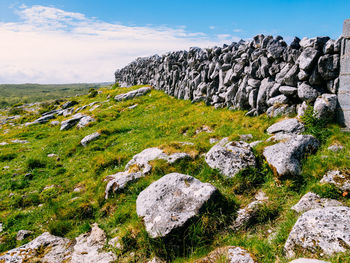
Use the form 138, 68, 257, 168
115, 35, 341, 117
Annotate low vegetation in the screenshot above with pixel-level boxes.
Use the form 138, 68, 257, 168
0, 85, 349, 262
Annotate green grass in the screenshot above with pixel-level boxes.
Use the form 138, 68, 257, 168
0, 84, 349, 262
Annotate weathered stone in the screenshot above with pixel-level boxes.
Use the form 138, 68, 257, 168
205, 138, 256, 178
16, 230, 33, 241
263, 135, 319, 176
136, 173, 217, 238
257, 78, 275, 113
77, 116, 95, 128
318, 54, 340, 80
266, 104, 296, 118
284, 206, 350, 258
266, 118, 304, 135
50, 120, 60, 126
283, 65, 299, 86
33, 114, 55, 124
289, 259, 330, 263
61, 101, 78, 109
279, 86, 297, 96
320, 170, 350, 191
297, 47, 320, 72
291, 192, 342, 213
327, 144, 344, 152
313, 94, 338, 121
115, 87, 151, 101
70, 223, 116, 263
0, 232, 73, 263
267, 94, 289, 106
194, 246, 256, 263
81, 132, 100, 147
297, 82, 319, 102
60, 113, 84, 131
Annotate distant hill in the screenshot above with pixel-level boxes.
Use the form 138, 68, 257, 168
0, 83, 113, 108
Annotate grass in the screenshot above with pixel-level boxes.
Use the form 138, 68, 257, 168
0, 84, 349, 262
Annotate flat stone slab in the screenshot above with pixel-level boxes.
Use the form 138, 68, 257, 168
284, 206, 350, 258
289, 259, 330, 263
81, 132, 101, 147
136, 173, 217, 238
205, 138, 256, 178
266, 118, 304, 135
114, 87, 151, 102
291, 192, 342, 213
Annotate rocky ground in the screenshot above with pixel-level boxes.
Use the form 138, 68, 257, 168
0, 85, 349, 262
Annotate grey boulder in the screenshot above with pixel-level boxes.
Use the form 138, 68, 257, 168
318, 54, 340, 80
77, 116, 96, 128
284, 206, 350, 258
205, 138, 256, 178
263, 135, 319, 176
289, 259, 330, 263
297, 47, 320, 72
313, 94, 337, 121
136, 173, 217, 238
60, 113, 84, 131
81, 132, 101, 147
115, 87, 151, 102
297, 82, 319, 102
266, 118, 304, 135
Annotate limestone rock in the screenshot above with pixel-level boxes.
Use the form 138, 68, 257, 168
77, 116, 95, 128
313, 94, 337, 121
194, 246, 256, 263
291, 192, 342, 213
327, 144, 344, 152
70, 223, 116, 263
318, 54, 340, 80
81, 132, 101, 147
33, 114, 55, 124
320, 170, 350, 191
284, 206, 350, 258
115, 87, 151, 101
263, 135, 319, 176
297, 82, 319, 102
136, 173, 217, 238
266, 118, 304, 135
16, 230, 33, 241
60, 113, 84, 131
205, 138, 256, 178
0, 232, 73, 263
297, 47, 320, 72
61, 101, 78, 109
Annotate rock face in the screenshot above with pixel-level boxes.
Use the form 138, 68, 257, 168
291, 192, 342, 213
266, 118, 305, 135
0, 232, 73, 263
284, 206, 350, 258
70, 223, 116, 263
115, 35, 340, 117
194, 246, 256, 263
104, 147, 191, 198
320, 170, 350, 191
136, 173, 217, 238
81, 132, 101, 147
114, 87, 151, 101
205, 138, 256, 178
77, 116, 95, 128
263, 135, 319, 176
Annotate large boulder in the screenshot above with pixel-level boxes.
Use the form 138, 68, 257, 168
266, 118, 304, 135
136, 173, 217, 238
205, 138, 256, 178
0, 232, 73, 263
263, 135, 319, 177
60, 113, 85, 131
297, 82, 319, 102
313, 94, 337, 121
317, 54, 340, 80
77, 116, 95, 128
297, 47, 320, 72
284, 206, 350, 258
291, 192, 342, 213
114, 87, 151, 101
194, 246, 256, 263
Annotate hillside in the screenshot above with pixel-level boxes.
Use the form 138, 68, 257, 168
0, 84, 350, 262
0, 83, 112, 109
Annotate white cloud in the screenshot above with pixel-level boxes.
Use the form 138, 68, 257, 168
209, 26, 215, 30
0, 5, 241, 84
233, 28, 243, 33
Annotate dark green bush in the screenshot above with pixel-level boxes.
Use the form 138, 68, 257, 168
26, 158, 47, 170
88, 88, 98, 98
48, 220, 72, 237
311, 183, 342, 199
0, 153, 17, 162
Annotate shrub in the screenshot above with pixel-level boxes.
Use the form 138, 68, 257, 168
0, 153, 17, 162
88, 88, 98, 98
311, 183, 342, 199
26, 158, 47, 170
301, 105, 331, 143
48, 220, 72, 237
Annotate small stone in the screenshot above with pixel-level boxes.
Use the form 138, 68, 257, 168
194, 246, 256, 263
320, 170, 350, 191
266, 118, 304, 135
327, 144, 344, 152
81, 132, 101, 147
115, 87, 151, 101
291, 192, 342, 213
313, 94, 337, 121
16, 230, 33, 241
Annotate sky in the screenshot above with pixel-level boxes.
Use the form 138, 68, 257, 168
0, 0, 349, 84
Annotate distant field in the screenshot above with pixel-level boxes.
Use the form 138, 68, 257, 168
0, 83, 112, 108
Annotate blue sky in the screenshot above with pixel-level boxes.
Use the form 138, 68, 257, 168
0, 0, 348, 83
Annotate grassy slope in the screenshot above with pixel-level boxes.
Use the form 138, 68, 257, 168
0, 85, 350, 262
0, 83, 110, 108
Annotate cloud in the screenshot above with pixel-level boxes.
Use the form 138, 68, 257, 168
0, 5, 241, 84
209, 26, 215, 30
233, 28, 243, 33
